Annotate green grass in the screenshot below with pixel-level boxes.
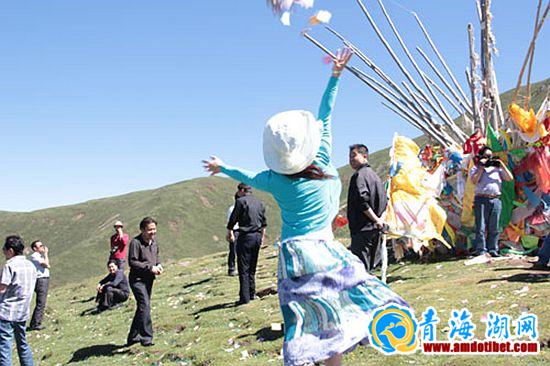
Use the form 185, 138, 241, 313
22, 244, 549, 366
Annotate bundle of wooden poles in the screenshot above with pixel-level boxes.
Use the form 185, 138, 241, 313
302, 0, 526, 150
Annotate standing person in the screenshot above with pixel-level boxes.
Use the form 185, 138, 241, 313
28, 240, 50, 331
96, 261, 130, 312
204, 49, 409, 366
0, 236, 37, 366
127, 217, 162, 347
226, 183, 267, 305
110, 221, 129, 270
347, 144, 388, 274
533, 235, 550, 270
470, 146, 513, 257
226, 191, 242, 276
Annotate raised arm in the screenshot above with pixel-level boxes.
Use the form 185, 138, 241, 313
203, 156, 273, 192
315, 48, 352, 166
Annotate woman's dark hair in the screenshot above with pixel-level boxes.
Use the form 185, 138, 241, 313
237, 183, 252, 193
107, 260, 118, 267
234, 193, 240, 200
4, 235, 25, 255
478, 145, 492, 158
139, 216, 158, 230
288, 165, 334, 180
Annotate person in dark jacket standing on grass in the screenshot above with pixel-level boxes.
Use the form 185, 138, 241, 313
226, 191, 243, 276
127, 217, 162, 347
96, 260, 129, 312
347, 144, 388, 274
226, 183, 267, 305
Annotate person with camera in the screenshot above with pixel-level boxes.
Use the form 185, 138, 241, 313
469, 145, 513, 257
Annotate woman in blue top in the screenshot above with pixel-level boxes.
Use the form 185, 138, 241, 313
204, 49, 409, 366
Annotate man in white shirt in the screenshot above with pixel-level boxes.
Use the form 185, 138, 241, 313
28, 240, 50, 331
0, 235, 37, 365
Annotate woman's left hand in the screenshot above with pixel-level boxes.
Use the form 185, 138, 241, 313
332, 47, 353, 75
202, 156, 224, 175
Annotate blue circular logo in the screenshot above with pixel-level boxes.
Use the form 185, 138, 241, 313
368, 304, 419, 354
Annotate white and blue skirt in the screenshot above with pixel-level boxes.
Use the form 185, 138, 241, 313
277, 236, 410, 365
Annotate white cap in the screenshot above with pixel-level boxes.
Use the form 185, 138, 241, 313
262, 110, 321, 175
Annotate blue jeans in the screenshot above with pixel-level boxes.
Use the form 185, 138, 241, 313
0, 319, 34, 366
474, 196, 502, 254
537, 236, 550, 266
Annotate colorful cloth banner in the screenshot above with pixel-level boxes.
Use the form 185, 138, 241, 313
385, 135, 450, 249
486, 123, 515, 230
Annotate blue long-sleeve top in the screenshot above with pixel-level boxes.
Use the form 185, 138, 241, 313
221, 76, 342, 240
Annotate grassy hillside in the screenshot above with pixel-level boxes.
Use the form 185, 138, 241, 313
25, 244, 549, 365
0, 79, 546, 287
0, 177, 282, 286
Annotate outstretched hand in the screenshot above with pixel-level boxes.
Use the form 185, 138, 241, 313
202, 156, 224, 176
332, 47, 353, 75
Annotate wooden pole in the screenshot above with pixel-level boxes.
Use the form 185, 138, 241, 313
416, 46, 473, 116
413, 11, 470, 104
324, 26, 430, 126
477, 0, 504, 132
467, 24, 482, 134
513, 1, 550, 103
375, 0, 466, 143
302, 30, 458, 147
525, 0, 544, 107
356, 0, 453, 128
423, 72, 467, 119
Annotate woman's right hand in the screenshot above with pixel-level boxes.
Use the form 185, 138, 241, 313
332, 47, 353, 77
202, 156, 224, 175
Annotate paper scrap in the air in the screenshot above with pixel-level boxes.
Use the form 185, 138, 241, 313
280, 11, 291, 26
310, 10, 332, 25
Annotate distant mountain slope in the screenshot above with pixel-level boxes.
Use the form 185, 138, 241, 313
0, 78, 547, 286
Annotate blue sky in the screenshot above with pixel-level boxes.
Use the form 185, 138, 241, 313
0, 0, 547, 211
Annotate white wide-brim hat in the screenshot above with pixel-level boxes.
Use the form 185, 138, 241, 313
263, 110, 322, 175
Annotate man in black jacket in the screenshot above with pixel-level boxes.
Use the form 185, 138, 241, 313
347, 144, 388, 274
226, 183, 267, 305
96, 260, 129, 312
127, 217, 163, 347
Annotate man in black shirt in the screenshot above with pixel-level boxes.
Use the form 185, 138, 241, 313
226, 183, 267, 305
347, 144, 388, 274
127, 217, 163, 347
96, 260, 129, 312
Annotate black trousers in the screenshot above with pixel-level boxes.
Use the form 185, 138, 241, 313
29, 277, 49, 329
127, 278, 154, 343
236, 232, 262, 303
97, 287, 129, 310
228, 232, 238, 273
351, 230, 382, 274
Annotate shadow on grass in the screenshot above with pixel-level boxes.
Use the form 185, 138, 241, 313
386, 276, 415, 284
71, 296, 95, 304
478, 272, 549, 284
182, 278, 212, 289
193, 301, 237, 315
68, 344, 127, 363
236, 326, 284, 342
80, 307, 98, 317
